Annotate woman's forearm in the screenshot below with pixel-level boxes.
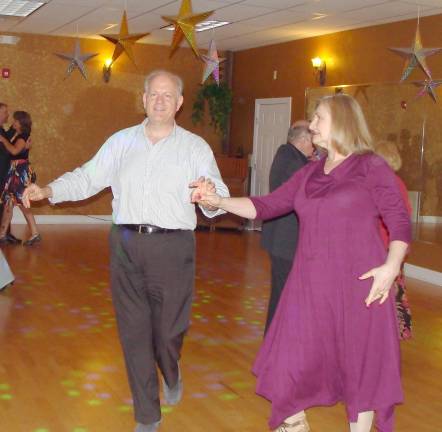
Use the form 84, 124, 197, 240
2, 139, 21, 155
385, 240, 408, 272
218, 197, 257, 219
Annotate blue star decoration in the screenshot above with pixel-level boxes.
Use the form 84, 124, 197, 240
55, 39, 98, 80
414, 78, 442, 102
201, 39, 225, 85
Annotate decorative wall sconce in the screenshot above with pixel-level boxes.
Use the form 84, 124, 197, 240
103, 58, 113, 83
311, 57, 326, 86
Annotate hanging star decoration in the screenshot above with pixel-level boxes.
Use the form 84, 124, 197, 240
100, 10, 149, 66
55, 39, 98, 80
389, 21, 442, 81
162, 0, 214, 57
414, 79, 442, 102
201, 39, 225, 85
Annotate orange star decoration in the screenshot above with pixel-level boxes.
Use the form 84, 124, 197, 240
100, 10, 149, 66
162, 0, 214, 57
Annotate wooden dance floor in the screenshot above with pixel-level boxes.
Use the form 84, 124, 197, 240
0, 225, 441, 431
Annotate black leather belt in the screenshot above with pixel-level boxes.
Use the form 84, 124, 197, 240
119, 224, 181, 234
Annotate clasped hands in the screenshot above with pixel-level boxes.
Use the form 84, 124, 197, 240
189, 176, 222, 211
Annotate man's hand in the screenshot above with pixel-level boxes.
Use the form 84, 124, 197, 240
22, 184, 52, 208
189, 176, 221, 210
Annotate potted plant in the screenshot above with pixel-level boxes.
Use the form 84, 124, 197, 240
192, 81, 233, 138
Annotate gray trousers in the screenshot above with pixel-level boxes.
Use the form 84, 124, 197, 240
109, 225, 195, 424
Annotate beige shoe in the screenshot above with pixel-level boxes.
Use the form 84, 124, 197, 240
273, 418, 310, 432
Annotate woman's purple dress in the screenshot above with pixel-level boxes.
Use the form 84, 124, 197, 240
250, 153, 411, 430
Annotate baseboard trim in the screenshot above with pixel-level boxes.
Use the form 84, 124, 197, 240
12, 213, 112, 224
404, 263, 442, 287
420, 216, 442, 224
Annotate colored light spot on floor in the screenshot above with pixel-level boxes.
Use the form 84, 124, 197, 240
61, 380, 75, 387
192, 303, 200, 307
98, 281, 107, 286
87, 399, 102, 406
234, 316, 244, 321
219, 393, 239, 401
24, 300, 33, 305
67, 390, 80, 397
34, 428, 49, 432
118, 405, 133, 412
0, 384, 10, 390
193, 314, 202, 319
0, 394, 13, 400
160, 406, 173, 414
201, 300, 210, 304
190, 392, 208, 398
72, 428, 88, 432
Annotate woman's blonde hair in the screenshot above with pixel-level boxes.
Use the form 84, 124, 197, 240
375, 140, 402, 172
317, 94, 373, 155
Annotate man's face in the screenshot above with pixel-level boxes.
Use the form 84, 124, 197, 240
294, 131, 314, 158
0, 106, 9, 126
143, 74, 183, 127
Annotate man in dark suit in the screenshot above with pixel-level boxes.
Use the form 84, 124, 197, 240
261, 121, 314, 332
0, 102, 20, 244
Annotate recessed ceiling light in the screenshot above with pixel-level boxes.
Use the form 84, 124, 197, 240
164, 20, 230, 32
312, 13, 327, 20
0, 0, 46, 17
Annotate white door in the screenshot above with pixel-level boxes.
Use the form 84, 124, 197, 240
251, 97, 292, 197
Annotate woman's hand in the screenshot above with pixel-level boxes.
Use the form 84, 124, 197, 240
359, 263, 400, 306
189, 176, 222, 209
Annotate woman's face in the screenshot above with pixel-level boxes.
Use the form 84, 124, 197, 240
12, 118, 21, 132
309, 103, 332, 150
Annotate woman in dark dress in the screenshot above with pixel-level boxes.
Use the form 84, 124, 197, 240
191, 94, 411, 432
0, 111, 40, 246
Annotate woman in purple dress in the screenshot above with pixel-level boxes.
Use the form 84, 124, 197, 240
191, 94, 411, 432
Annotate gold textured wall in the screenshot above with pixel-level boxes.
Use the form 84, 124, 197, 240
231, 13, 442, 216
306, 83, 442, 217
0, 32, 223, 215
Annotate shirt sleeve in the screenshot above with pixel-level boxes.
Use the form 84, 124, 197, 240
48, 137, 116, 204
195, 142, 230, 218
367, 156, 412, 244
250, 165, 307, 221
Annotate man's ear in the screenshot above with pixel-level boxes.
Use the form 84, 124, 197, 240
142, 92, 147, 110
176, 95, 184, 112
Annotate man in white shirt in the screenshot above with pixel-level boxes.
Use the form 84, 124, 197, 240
23, 69, 229, 432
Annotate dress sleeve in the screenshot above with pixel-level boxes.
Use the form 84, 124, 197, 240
367, 156, 411, 244
250, 165, 307, 221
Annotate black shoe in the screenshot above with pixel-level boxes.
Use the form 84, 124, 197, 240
22, 234, 41, 246
6, 233, 21, 244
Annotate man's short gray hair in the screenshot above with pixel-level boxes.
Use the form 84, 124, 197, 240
144, 69, 184, 97
287, 125, 310, 143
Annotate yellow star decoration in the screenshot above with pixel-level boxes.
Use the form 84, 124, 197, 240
389, 22, 442, 82
100, 10, 149, 66
162, 0, 214, 57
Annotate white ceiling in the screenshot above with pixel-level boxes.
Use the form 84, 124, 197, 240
1, 0, 442, 51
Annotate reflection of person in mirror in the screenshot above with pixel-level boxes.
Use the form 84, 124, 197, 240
192, 94, 411, 432
22, 70, 229, 432
375, 140, 412, 340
